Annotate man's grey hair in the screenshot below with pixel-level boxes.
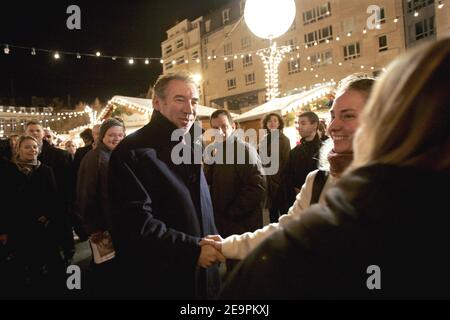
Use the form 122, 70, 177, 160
152, 72, 197, 100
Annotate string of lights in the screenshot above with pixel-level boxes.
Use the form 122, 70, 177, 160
1, 0, 447, 65
0, 108, 90, 117
0, 106, 96, 135
0, 12, 409, 73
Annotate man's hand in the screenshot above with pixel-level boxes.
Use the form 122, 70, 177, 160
197, 244, 225, 268
0, 234, 8, 245
200, 235, 224, 253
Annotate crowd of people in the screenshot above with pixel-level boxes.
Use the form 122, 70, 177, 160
0, 38, 449, 300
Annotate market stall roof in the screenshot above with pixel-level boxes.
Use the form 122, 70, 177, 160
99, 95, 238, 121
235, 83, 335, 123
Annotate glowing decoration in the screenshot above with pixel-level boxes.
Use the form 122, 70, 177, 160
193, 74, 202, 84
244, 0, 296, 40
257, 43, 291, 101
244, 0, 296, 101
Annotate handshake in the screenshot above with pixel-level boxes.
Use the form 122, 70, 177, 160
197, 235, 225, 268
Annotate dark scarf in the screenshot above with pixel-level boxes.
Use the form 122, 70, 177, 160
327, 150, 354, 178
15, 158, 41, 176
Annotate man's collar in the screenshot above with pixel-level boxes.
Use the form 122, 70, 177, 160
149, 110, 202, 148
301, 133, 319, 144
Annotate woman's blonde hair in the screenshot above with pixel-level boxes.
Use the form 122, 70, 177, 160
15, 135, 39, 159
352, 38, 450, 172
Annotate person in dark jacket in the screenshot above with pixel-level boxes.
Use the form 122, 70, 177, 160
65, 140, 77, 160
73, 127, 96, 177
76, 118, 125, 298
277, 112, 322, 215
0, 135, 19, 161
72, 127, 99, 242
1, 136, 65, 298
205, 110, 266, 238
77, 119, 125, 237
220, 39, 450, 300
25, 121, 75, 263
108, 72, 223, 300
259, 113, 291, 223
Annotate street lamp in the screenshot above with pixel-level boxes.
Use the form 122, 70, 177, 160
244, 0, 296, 101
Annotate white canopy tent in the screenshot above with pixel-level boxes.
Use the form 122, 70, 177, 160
235, 83, 335, 123
102, 95, 237, 120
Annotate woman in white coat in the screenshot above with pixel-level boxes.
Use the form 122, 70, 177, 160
201, 74, 375, 260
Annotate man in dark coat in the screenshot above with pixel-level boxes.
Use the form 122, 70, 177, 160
73, 128, 94, 177
108, 73, 223, 300
277, 112, 322, 215
205, 110, 266, 238
25, 121, 75, 263
71, 127, 99, 241
220, 164, 450, 300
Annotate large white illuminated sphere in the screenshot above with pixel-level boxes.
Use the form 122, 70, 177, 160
244, 0, 296, 40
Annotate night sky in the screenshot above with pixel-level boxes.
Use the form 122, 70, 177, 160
0, 0, 225, 107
